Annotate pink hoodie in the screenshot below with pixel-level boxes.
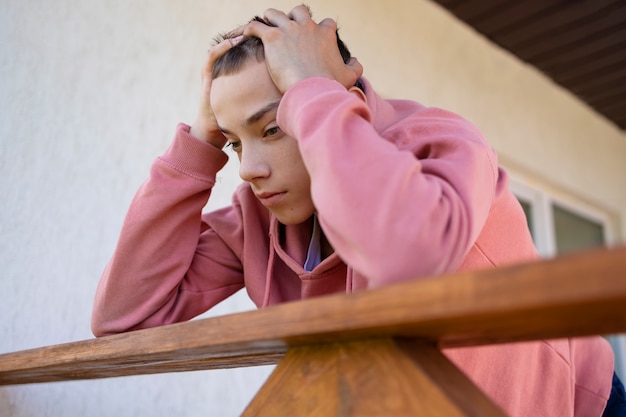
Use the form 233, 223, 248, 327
92, 77, 613, 416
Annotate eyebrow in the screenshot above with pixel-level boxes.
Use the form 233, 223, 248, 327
218, 99, 281, 135
244, 99, 281, 126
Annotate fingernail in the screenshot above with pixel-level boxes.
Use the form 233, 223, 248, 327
229, 35, 244, 46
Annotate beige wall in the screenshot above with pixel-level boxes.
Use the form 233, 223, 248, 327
1, 0, 624, 415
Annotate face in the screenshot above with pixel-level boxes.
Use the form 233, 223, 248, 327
210, 60, 315, 225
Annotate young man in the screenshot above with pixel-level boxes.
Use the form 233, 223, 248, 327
92, 6, 618, 416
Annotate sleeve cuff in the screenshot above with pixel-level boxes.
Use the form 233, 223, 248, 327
158, 123, 230, 183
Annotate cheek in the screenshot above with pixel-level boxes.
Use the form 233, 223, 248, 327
287, 152, 311, 188
284, 138, 307, 169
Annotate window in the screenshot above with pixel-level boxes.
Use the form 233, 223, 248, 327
510, 180, 616, 258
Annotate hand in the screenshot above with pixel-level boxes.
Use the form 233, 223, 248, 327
190, 36, 244, 148
244, 5, 363, 94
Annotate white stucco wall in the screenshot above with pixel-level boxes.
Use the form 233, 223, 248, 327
1, 0, 624, 416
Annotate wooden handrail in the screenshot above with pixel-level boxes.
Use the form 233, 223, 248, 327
1, 246, 625, 386
1, 247, 625, 416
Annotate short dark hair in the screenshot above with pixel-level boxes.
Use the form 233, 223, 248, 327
212, 16, 363, 90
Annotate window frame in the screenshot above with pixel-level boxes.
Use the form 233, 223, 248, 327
508, 177, 617, 258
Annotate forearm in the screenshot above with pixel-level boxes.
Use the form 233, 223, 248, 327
279, 79, 498, 287
91, 124, 231, 336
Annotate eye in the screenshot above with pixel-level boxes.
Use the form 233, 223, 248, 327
263, 126, 281, 137
226, 140, 242, 152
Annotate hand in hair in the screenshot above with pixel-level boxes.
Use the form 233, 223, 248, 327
244, 5, 363, 94
190, 35, 244, 148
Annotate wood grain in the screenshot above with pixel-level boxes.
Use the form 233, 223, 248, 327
242, 338, 507, 417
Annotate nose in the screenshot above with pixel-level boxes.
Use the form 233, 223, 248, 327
238, 146, 270, 183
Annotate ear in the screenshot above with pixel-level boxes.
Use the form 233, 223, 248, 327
347, 85, 367, 103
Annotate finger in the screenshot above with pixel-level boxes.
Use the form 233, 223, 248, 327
338, 58, 364, 89
228, 35, 245, 47
262, 8, 291, 27
223, 23, 247, 39
288, 4, 313, 22
209, 36, 243, 59
347, 57, 364, 79
318, 17, 337, 30
244, 19, 272, 39
204, 36, 244, 77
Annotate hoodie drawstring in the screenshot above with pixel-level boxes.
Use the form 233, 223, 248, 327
262, 223, 277, 308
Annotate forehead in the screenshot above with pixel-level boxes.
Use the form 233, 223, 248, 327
210, 60, 282, 129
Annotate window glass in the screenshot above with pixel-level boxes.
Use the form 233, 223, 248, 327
553, 204, 605, 255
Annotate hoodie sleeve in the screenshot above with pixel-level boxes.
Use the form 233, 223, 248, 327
277, 78, 499, 288
91, 124, 245, 336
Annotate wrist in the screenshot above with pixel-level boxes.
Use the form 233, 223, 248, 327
190, 119, 226, 149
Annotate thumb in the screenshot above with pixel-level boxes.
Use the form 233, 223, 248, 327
243, 20, 271, 40
347, 57, 364, 81
318, 17, 338, 31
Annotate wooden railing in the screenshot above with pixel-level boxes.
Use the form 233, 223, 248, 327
1, 247, 626, 416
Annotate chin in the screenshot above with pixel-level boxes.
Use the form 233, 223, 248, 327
273, 209, 314, 226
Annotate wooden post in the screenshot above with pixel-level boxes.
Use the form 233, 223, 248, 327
243, 338, 506, 417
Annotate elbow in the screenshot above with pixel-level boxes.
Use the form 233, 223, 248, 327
90, 298, 107, 337
91, 317, 137, 338
90, 305, 133, 337
90, 311, 116, 338
91, 318, 109, 338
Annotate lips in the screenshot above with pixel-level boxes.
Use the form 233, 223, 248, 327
255, 191, 287, 207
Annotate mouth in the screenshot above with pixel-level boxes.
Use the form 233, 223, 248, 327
255, 191, 287, 208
